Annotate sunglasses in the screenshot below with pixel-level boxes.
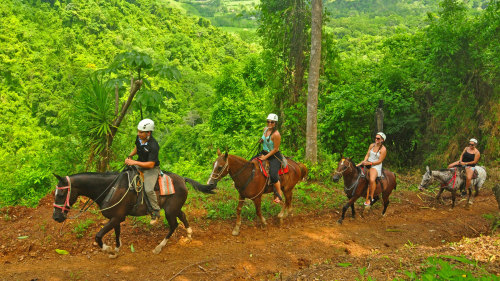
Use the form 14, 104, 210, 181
375, 137, 382, 140
267, 121, 275, 124
468, 143, 475, 146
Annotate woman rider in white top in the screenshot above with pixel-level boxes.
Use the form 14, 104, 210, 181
357, 132, 387, 206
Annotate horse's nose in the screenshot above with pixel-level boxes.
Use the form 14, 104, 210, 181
332, 175, 339, 183
52, 210, 66, 223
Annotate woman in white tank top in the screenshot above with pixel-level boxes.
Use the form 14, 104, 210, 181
357, 132, 387, 206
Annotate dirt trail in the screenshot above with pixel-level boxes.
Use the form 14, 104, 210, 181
1, 189, 499, 281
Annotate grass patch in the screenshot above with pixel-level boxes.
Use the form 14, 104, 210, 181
72, 219, 95, 239
400, 255, 499, 281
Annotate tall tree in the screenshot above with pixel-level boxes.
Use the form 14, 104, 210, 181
79, 51, 178, 172
305, 0, 322, 163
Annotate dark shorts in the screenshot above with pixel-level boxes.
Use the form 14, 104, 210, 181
254, 150, 283, 184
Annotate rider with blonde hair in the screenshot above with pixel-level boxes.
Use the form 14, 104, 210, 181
448, 138, 481, 195
357, 132, 387, 206
125, 119, 161, 225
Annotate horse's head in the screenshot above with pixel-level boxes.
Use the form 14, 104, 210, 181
207, 149, 230, 186
52, 174, 78, 223
418, 166, 433, 191
332, 157, 354, 182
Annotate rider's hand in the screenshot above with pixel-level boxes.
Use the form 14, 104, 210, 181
258, 155, 266, 160
125, 158, 134, 166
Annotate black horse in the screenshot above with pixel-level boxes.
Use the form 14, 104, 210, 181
52, 169, 215, 257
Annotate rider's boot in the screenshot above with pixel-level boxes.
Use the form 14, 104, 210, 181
150, 211, 160, 225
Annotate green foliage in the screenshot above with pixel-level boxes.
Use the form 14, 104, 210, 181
402, 256, 499, 281
72, 219, 95, 239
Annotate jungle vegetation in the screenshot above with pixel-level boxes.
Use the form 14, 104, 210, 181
0, 0, 498, 206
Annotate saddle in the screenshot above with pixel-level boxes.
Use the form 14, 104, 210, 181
127, 168, 176, 214
360, 166, 385, 179
455, 167, 478, 179
255, 158, 289, 178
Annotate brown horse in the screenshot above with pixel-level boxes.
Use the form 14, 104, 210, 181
52, 169, 215, 257
332, 157, 397, 224
206, 149, 307, 235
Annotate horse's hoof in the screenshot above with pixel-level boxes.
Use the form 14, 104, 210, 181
232, 227, 240, 236
153, 246, 162, 254
108, 253, 118, 259
102, 244, 112, 254
337, 220, 343, 225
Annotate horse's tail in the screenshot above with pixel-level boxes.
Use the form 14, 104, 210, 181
297, 162, 308, 181
184, 177, 217, 194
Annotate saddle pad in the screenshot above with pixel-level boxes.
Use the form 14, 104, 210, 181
256, 159, 289, 177
158, 174, 175, 195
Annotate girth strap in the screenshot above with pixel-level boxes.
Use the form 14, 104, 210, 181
236, 167, 255, 193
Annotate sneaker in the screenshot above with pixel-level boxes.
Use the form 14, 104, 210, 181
364, 201, 371, 206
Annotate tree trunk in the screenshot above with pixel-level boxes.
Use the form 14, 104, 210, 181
97, 77, 143, 172
305, 0, 322, 164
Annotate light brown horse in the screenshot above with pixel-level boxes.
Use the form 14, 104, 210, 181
207, 149, 307, 235
332, 157, 397, 224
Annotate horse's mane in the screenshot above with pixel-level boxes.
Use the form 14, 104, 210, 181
347, 158, 362, 173
74, 172, 120, 177
229, 154, 251, 163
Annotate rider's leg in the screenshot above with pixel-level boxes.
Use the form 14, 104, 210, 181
273, 180, 283, 203
465, 167, 473, 192
269, 156, 283, 203
365, 169, 377, 205
144, 166, 161, 224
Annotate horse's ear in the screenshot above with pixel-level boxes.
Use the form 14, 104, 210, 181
53, 173, 63, 181
224, 151, 228, 159
217, 148, 221, 156
426, 166, 430, 173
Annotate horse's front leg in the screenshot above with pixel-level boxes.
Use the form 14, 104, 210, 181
232, 195, 245, 236
436, 188, 444, 204
338, 197, 357, 225
252, 196, 267, 228
95, 217, 123, 258
350, 203, 355, 219
109, 224, 122, 259
450, 190, 456, 209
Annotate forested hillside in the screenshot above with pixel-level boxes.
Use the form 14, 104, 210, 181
0, 0, 499, 207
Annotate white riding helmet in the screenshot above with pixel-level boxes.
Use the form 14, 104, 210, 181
469, 138, 478, 144
137, 119, 155, 132
267, 113, 278, 122
376, 132, 386, 141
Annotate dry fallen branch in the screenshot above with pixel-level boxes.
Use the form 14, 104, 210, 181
168, 259, 214, 281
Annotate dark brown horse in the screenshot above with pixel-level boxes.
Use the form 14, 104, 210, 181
206, 149, 307, 235
52, 169, 214, 257
332, 157, 397, 224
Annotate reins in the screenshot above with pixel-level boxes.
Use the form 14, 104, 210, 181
56, 166, 129, 219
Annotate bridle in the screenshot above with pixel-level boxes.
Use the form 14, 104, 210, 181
209, 158, 229, 182
53, 176, 72, 213
333, 159, 353, 178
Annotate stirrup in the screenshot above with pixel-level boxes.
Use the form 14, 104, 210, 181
150, 213, 160, 225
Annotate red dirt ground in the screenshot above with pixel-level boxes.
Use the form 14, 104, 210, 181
1, 186, 499, 281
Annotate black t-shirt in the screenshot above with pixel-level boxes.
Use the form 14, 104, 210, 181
135, 135, 160, 167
